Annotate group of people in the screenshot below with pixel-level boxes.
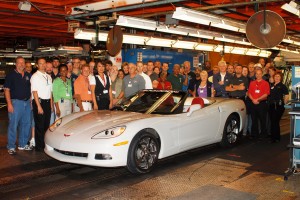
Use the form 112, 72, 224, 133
4, 56, 288, 155
205, 59, 289, 143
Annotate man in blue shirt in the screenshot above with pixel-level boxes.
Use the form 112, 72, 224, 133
4, 56, 32, 155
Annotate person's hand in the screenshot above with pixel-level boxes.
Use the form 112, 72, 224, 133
56, 109, 61, 118
38, 105, 44, 114
93, 104, 98, 110
252, 99, 259, 105
7, 103, 14, 113
109, 102, 113, 109
218, 80, 224, 85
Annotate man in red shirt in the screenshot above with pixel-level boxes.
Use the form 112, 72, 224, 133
248, 68, 270, 139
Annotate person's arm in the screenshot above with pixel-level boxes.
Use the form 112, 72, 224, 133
74, 94, 84, 112
54, 102, 60, 118
233, 83, 245, 91
211, 85, 215, 97
183, 73, 188, 86
138, 76, 146, 91
152, 80, 159, 89
32, 91, 43, 114
117, 91, 124, 100
284, 94, 289, 104
225, 84, 234, 92
4, 89, 13, 113
257, 93, 268, 102
109, 86, 113, 109
91, 85, 97, 110
50, 92, 53, 112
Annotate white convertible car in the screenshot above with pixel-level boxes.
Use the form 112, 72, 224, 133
45, 90, 246, 174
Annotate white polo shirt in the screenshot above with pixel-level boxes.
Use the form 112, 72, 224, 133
88, 74, 96, 85
140, 72, 153, 89
31, 70, 53, 99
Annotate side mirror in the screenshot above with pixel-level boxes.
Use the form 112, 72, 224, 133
187, 104, 201, 117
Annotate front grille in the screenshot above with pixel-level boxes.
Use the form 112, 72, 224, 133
54, 148, 88, 158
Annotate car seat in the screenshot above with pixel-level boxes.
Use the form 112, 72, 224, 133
187, 97, 204, 112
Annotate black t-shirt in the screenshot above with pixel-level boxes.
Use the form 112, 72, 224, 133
269, 82, 288, 102
4, 70, 31, 100
228, 75, 249, 97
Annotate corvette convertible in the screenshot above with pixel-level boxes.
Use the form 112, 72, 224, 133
45, 90, 246, 174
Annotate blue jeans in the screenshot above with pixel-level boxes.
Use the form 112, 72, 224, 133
7, 99, 31, 149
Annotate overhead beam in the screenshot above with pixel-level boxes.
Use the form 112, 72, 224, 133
197, 0, 284, 10
67, 0, 185, 20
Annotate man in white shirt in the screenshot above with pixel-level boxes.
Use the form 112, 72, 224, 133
31, 58, 53, 151
136, 61, 153, 89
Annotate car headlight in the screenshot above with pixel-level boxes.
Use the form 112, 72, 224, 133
49, 118, 62, 132
92, 126, 126, 139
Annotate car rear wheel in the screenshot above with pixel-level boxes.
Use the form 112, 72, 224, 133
220, 114, 240, 147
127, 132, 159, 174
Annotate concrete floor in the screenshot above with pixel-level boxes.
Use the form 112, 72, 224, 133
0, 108, 300, 200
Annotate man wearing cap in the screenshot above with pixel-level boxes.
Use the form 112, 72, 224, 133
4, 56, 32, 154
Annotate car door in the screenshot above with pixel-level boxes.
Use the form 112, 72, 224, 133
178, 106, 221, 151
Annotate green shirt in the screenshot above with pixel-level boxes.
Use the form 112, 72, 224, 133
167, 74, 184, 91
53, 78, 73, 103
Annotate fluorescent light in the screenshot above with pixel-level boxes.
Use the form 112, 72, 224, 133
58, 46, 83, 51
172, 7, 220, 25
116, 15, 157, 30
281, 1, 300, 16
4, 53, 32, 58
172, 7, 246, 33
36, 47, 56, 52
116, 15, 250, 45
74, 28, 271, 57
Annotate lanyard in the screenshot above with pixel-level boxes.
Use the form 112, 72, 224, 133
61, 78, 69, 94
42, 74, 49, 85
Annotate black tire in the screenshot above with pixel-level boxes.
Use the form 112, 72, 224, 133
220, 114, 240, 147
127, 132, 160, 174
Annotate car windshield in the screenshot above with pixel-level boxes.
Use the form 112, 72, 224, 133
115, 90, 187, 114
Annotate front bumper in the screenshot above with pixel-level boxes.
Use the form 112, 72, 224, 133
44, 140, 129, 167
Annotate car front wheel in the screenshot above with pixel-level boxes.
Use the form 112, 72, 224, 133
220, 114, 240, 147
127, 132, 160, 174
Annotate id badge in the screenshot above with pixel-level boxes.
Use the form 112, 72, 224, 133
88, 91, 91, 94
66, 93, 70, 97
103, 90, 108, 94
255, 89, 260, 93
128, 84, 132, 88
200, 89, 204, 93
112, 90, 116, 95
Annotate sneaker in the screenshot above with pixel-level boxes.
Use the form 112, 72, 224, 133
8, 148, 16, 155
18, 145, 32, 151
30, 138, 35, 148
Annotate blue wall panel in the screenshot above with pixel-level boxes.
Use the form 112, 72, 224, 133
122, 49, 201, 72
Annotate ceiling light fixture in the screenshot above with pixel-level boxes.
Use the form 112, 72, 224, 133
116, 15, 251, 46
74, 28, 271, 57
281, 1, 300, 16
18, 1, 31, 11
172, 7, 246, 33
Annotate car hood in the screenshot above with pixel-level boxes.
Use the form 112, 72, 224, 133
58, 110, 151, 135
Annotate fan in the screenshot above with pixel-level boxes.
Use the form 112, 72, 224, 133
106, 25, 123, 56
246, 10, 286, 49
